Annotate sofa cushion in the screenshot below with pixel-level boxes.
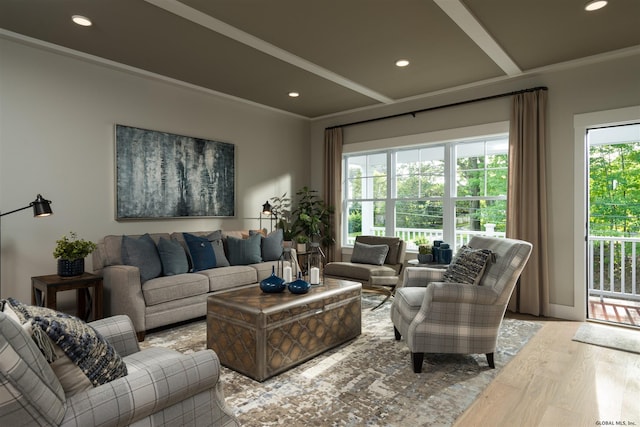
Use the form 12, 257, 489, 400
183, 233, 217, 271
157, 237, 189, 276
122, 234, 162, 282
196, 266, 258, 292
324, 261, 397, 282
227, 233, 262, 265
350, 241, 389, 265
355, 235, 401, 265
251, 260, 283, 282
442, 245, 493, 285
5, 298, 127, 397
141, 273, 209, 306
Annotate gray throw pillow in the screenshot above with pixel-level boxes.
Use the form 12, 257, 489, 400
227, 233, 262, 265
261, 229, 284, 261
350, 241, 390, 266
206, 230, 230, 267
157, 237, 189, 276
442, 245, 493, 285
121, 234, 162, 282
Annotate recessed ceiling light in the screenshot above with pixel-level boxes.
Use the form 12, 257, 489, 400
72, 15, 93, 27
395, 59, 410, 67
288, 92, 300, 98
585, 0, 608, 11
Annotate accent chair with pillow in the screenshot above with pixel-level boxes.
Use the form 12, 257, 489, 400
0, 299, 239, 426
324, 235, 406, 308
390, 236, 532, 373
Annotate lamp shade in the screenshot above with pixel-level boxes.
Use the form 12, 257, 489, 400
1, 193, 53, 217
32, 194, 53, 217
262, 201, 272, 215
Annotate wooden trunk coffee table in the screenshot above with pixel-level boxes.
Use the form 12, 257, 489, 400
207, 278, 362, 382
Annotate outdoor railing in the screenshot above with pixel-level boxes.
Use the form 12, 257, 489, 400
346, 230, 640, 303
589, 236, 640, 302
346, 227, 506, 249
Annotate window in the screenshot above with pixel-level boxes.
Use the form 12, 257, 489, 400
343, 134, 508, 251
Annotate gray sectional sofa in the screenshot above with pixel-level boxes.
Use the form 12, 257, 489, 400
92, 230, 288, 340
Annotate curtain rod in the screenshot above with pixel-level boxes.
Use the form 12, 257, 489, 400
326, 86, 548, 130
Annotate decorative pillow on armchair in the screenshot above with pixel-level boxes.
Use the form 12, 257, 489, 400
442, 245, 494, 285
4, 298, 127, 397
350, 241, 390, 266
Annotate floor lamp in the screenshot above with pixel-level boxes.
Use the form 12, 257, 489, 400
0, 194, 53, 297
259, 200, 277, 232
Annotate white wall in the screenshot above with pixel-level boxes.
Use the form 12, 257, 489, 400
0, 37, 310, 303
310, 52, 640, 320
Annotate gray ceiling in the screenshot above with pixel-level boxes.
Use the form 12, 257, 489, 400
1, 0, 639, 118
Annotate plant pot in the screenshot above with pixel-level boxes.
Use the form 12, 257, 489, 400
417, 254, 433, 264
296, 243, 307, 253
58, 258, 85, 277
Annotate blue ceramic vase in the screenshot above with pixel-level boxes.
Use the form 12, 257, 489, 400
260, 266, 286, 293
288, 272, 310, 294
439, 243, 453, 264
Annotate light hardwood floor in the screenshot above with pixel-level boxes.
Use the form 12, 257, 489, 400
454, 319, 640, 427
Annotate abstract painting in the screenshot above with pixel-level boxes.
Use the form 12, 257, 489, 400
115, 125, 235, 219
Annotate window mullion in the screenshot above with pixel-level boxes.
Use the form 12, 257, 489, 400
387, 152, 395, 237
443, 142, 456, 244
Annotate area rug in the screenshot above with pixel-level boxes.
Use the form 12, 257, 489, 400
572, 322, 640, 354
140, 296, 541, 426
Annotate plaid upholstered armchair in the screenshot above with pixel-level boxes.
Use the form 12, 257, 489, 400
0, 309, 239, 426
390, 236, 532, 373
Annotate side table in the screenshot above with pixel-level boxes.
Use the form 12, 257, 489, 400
407, 259, 449, 269
31, 272, 103, 321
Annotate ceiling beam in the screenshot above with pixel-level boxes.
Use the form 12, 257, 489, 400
434, 0, 522, 76
144, 0, 394, 104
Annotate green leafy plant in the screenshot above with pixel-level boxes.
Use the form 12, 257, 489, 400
292, 186, 334, 248
414, 236, 430, 246
269, 193, 297, 240
418, 244, 432, 255
53, 231, 97, 261
295, 235, 309, 244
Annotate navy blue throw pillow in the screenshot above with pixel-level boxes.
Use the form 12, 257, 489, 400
183, 233, 216, 272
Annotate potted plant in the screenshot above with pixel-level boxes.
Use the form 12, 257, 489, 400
269, 193, 297, 243
417, 244, 433, 263
414, 237, 432, 263
53, 231, 97, 277
292, 186, 334, 249
294, 235, 309, 253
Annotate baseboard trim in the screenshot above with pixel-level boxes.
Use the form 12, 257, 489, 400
547, 302, 584, 321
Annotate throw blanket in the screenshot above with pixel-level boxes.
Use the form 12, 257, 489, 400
7, 298, 127, 387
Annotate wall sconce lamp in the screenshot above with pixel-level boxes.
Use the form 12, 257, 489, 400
1, 194, 53, 218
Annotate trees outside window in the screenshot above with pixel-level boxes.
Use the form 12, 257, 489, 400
343, 134, 508, 249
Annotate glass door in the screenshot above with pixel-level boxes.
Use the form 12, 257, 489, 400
586, 123, 640, 327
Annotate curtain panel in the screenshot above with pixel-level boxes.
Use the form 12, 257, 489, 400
324, 128, 343, 263
506, 89, 550, 316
